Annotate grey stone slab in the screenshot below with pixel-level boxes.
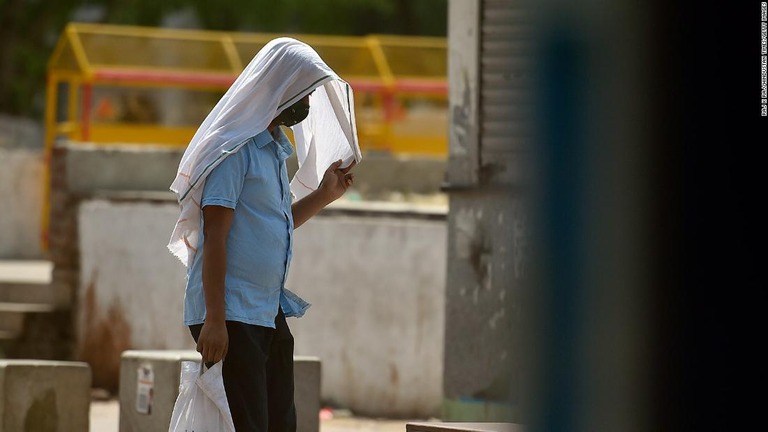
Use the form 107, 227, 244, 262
0, 360, 92, 432
0, 261, 52, 284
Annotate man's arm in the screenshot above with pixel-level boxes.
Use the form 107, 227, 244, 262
292, 159, 355, 229
197, 204, 234, 364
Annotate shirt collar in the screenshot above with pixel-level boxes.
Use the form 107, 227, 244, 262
272, 127, 295, 158
252, 128, 294, 157
252, 129, 274, 148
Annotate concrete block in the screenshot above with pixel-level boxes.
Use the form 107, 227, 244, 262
0, 360, 91, 432
0, 261, 52, 285
0, 260, 62, 307
294, 356, 321, 432
119, 350, 321, 432
119, 350, 202, 432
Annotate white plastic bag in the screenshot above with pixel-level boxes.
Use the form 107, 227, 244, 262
168, 361, 236, 432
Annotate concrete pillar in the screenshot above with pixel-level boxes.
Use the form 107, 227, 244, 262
442, 0, 523, 422
119, 350, 201, 432
119, 350, 321, 432
0, 360, 91, 432
293, 356, 321, 432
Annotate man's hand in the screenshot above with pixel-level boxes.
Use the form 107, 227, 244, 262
197, 320, 228, 364
292, 159, 357, 229
318, 159, 355, 203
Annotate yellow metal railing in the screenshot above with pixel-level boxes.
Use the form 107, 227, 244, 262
42, 23, 448, 249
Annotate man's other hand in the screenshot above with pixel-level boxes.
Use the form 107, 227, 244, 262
197, 319, 228, 364
319, 159, 356, 203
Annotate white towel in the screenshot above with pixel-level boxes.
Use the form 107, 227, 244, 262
168, 37, 362, 267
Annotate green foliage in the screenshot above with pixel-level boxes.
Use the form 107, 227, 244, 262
0, 0, 85, 115
0, 0, 447, 118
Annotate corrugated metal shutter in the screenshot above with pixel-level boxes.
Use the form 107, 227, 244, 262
480, 0, 529, 185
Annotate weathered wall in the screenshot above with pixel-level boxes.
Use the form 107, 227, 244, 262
442, 194, 523, 407
77, 199, 447, 417
77, 200, 192, 392
286, 212, 447, 418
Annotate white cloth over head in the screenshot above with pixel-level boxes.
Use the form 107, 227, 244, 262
168, 37, 362, 267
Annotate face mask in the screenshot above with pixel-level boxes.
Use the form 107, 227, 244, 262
276, 99, 310, 127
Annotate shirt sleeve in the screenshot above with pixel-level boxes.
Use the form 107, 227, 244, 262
201, 146, 249, 209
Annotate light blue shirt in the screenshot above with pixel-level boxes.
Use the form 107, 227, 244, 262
184, 128, 310, 328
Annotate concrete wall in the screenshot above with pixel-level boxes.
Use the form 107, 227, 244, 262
77, 199, 447, 418
61, 141, 446, 198
77, 200, 193, 392
286, 213, 447, 418
0, 136, 447, 259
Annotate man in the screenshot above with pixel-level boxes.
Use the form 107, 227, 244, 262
168, 38, 361, 431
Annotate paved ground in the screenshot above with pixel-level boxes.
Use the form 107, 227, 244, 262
90, 400, 120, 432
90, 399, 421, 432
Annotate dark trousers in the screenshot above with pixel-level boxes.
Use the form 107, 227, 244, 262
189, 308, 296, 432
